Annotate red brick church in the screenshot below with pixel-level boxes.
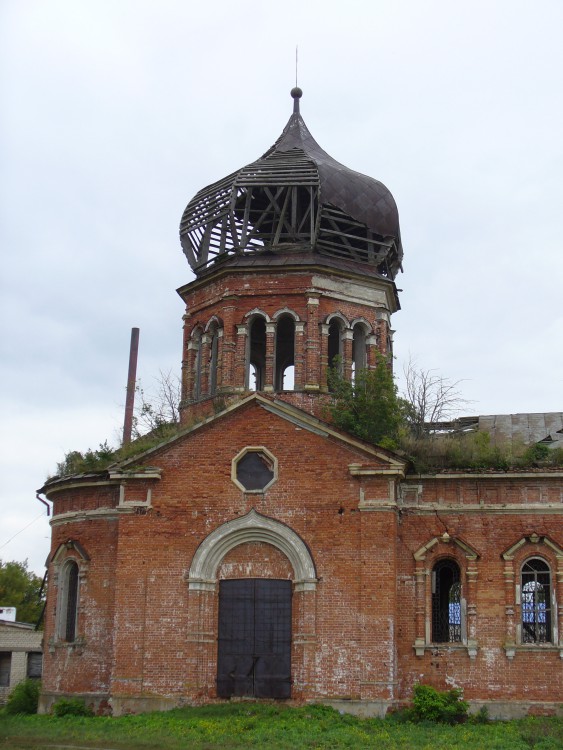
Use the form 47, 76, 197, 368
38, 89, 563, 718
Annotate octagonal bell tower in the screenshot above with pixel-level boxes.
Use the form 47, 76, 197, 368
177, 89, 403, 424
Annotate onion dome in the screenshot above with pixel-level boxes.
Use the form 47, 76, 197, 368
180, 89, 403, 279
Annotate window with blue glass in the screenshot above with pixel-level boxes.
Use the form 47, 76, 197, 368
432, 559, 462, 643
521, 558, 552, 644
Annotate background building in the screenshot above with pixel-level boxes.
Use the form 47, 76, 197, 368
0, 609, 42, 705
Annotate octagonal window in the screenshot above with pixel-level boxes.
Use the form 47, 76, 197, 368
232, 447, 277, 492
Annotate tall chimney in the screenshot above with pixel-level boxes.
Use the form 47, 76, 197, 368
122, 327, 140, 446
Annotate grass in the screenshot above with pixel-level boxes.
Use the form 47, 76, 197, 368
1, 703, 562, 750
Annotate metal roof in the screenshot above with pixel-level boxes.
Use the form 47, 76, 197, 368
429, 412, 563, 449
478, 412, 563, 449
180, 89, 403, 279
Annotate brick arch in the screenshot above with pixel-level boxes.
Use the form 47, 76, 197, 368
324, 311, 350, 328
350, 316, 373, 334
243, 308, 271, 323
187, 508, 317, 592
204, 315, 223, 332
272, 307, 301, 322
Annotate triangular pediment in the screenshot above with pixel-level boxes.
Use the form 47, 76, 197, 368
116, 393, 406, 473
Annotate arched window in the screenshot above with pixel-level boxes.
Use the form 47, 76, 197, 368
328, 318, 343, 372
521, 558, 552, 644
432, 559, 462, 643
208, 322, 219, 396
192, 328, 203, 400
275, 315, 295, 391
352, 323, 367, 380
58, 560, 79, 642
247, 317, 266, 391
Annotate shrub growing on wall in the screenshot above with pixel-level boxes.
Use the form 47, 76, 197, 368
326, 355, 404, 447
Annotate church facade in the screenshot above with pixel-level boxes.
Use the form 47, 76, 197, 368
38, 90, 563, 717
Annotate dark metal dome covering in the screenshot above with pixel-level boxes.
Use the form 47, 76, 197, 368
180, 91, 403, 279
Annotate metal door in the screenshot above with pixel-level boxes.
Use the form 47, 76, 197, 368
217, 579, 291, 699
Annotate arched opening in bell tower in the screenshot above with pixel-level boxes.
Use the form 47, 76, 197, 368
192, 327, 203, 400
274, 315, 295, 391
207, 320, 219, 396
352, 323, 367, 381
328, 318, 344, 373
247, 316, 267, 391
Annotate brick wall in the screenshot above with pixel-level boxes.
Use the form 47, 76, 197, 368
40, 398, 563, 716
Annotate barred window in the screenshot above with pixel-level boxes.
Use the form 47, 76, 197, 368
521, 558, 552, 644
432, 559, 462, 643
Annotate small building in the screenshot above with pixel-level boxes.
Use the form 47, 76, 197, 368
0, 610, 43, 704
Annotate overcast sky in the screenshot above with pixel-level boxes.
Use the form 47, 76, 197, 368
1, 0, 562, 577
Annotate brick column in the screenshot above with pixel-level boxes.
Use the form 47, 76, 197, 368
264, 322, 276, 392
292, 588, 317, 699
180, 314, 191, 404
319, 323, 330, 392
234, 324, 247, 390
465, 559, 478, 658
366, 334, 378, 369
305, 296, 321, 391
502, 556, 516, 658
556, 555, 563, 651
358, 481, 399, 702
221, 302, 237, 390
343, 329, 353, 381
215, 329, 224, 393
185, 341, 198, 400
185, 589, 217, 697
200, 333, 212, 396
413, 560, 426, 656
293, 321, 305, 389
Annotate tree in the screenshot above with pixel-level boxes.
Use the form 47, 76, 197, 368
401, 357, 470, 438
132, 369, 181, 438
0, 559, 45, 626
326, 356, 404, 448
50, 370, 183, 479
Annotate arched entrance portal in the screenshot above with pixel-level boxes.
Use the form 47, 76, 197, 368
187, 510, 317, 699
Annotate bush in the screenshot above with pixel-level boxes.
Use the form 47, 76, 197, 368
411, 684, 468, 724
326, 357, 403, 447
5, 679, 41, 715
471, 705, 490, 724
52, 697, 94, 717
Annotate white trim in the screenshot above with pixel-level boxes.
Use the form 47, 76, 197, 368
187, 509, 317, 592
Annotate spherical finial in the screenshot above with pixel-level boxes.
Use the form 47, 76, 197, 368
291, 87, 303, 113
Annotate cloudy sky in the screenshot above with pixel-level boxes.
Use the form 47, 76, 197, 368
1, 0, 562, 577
